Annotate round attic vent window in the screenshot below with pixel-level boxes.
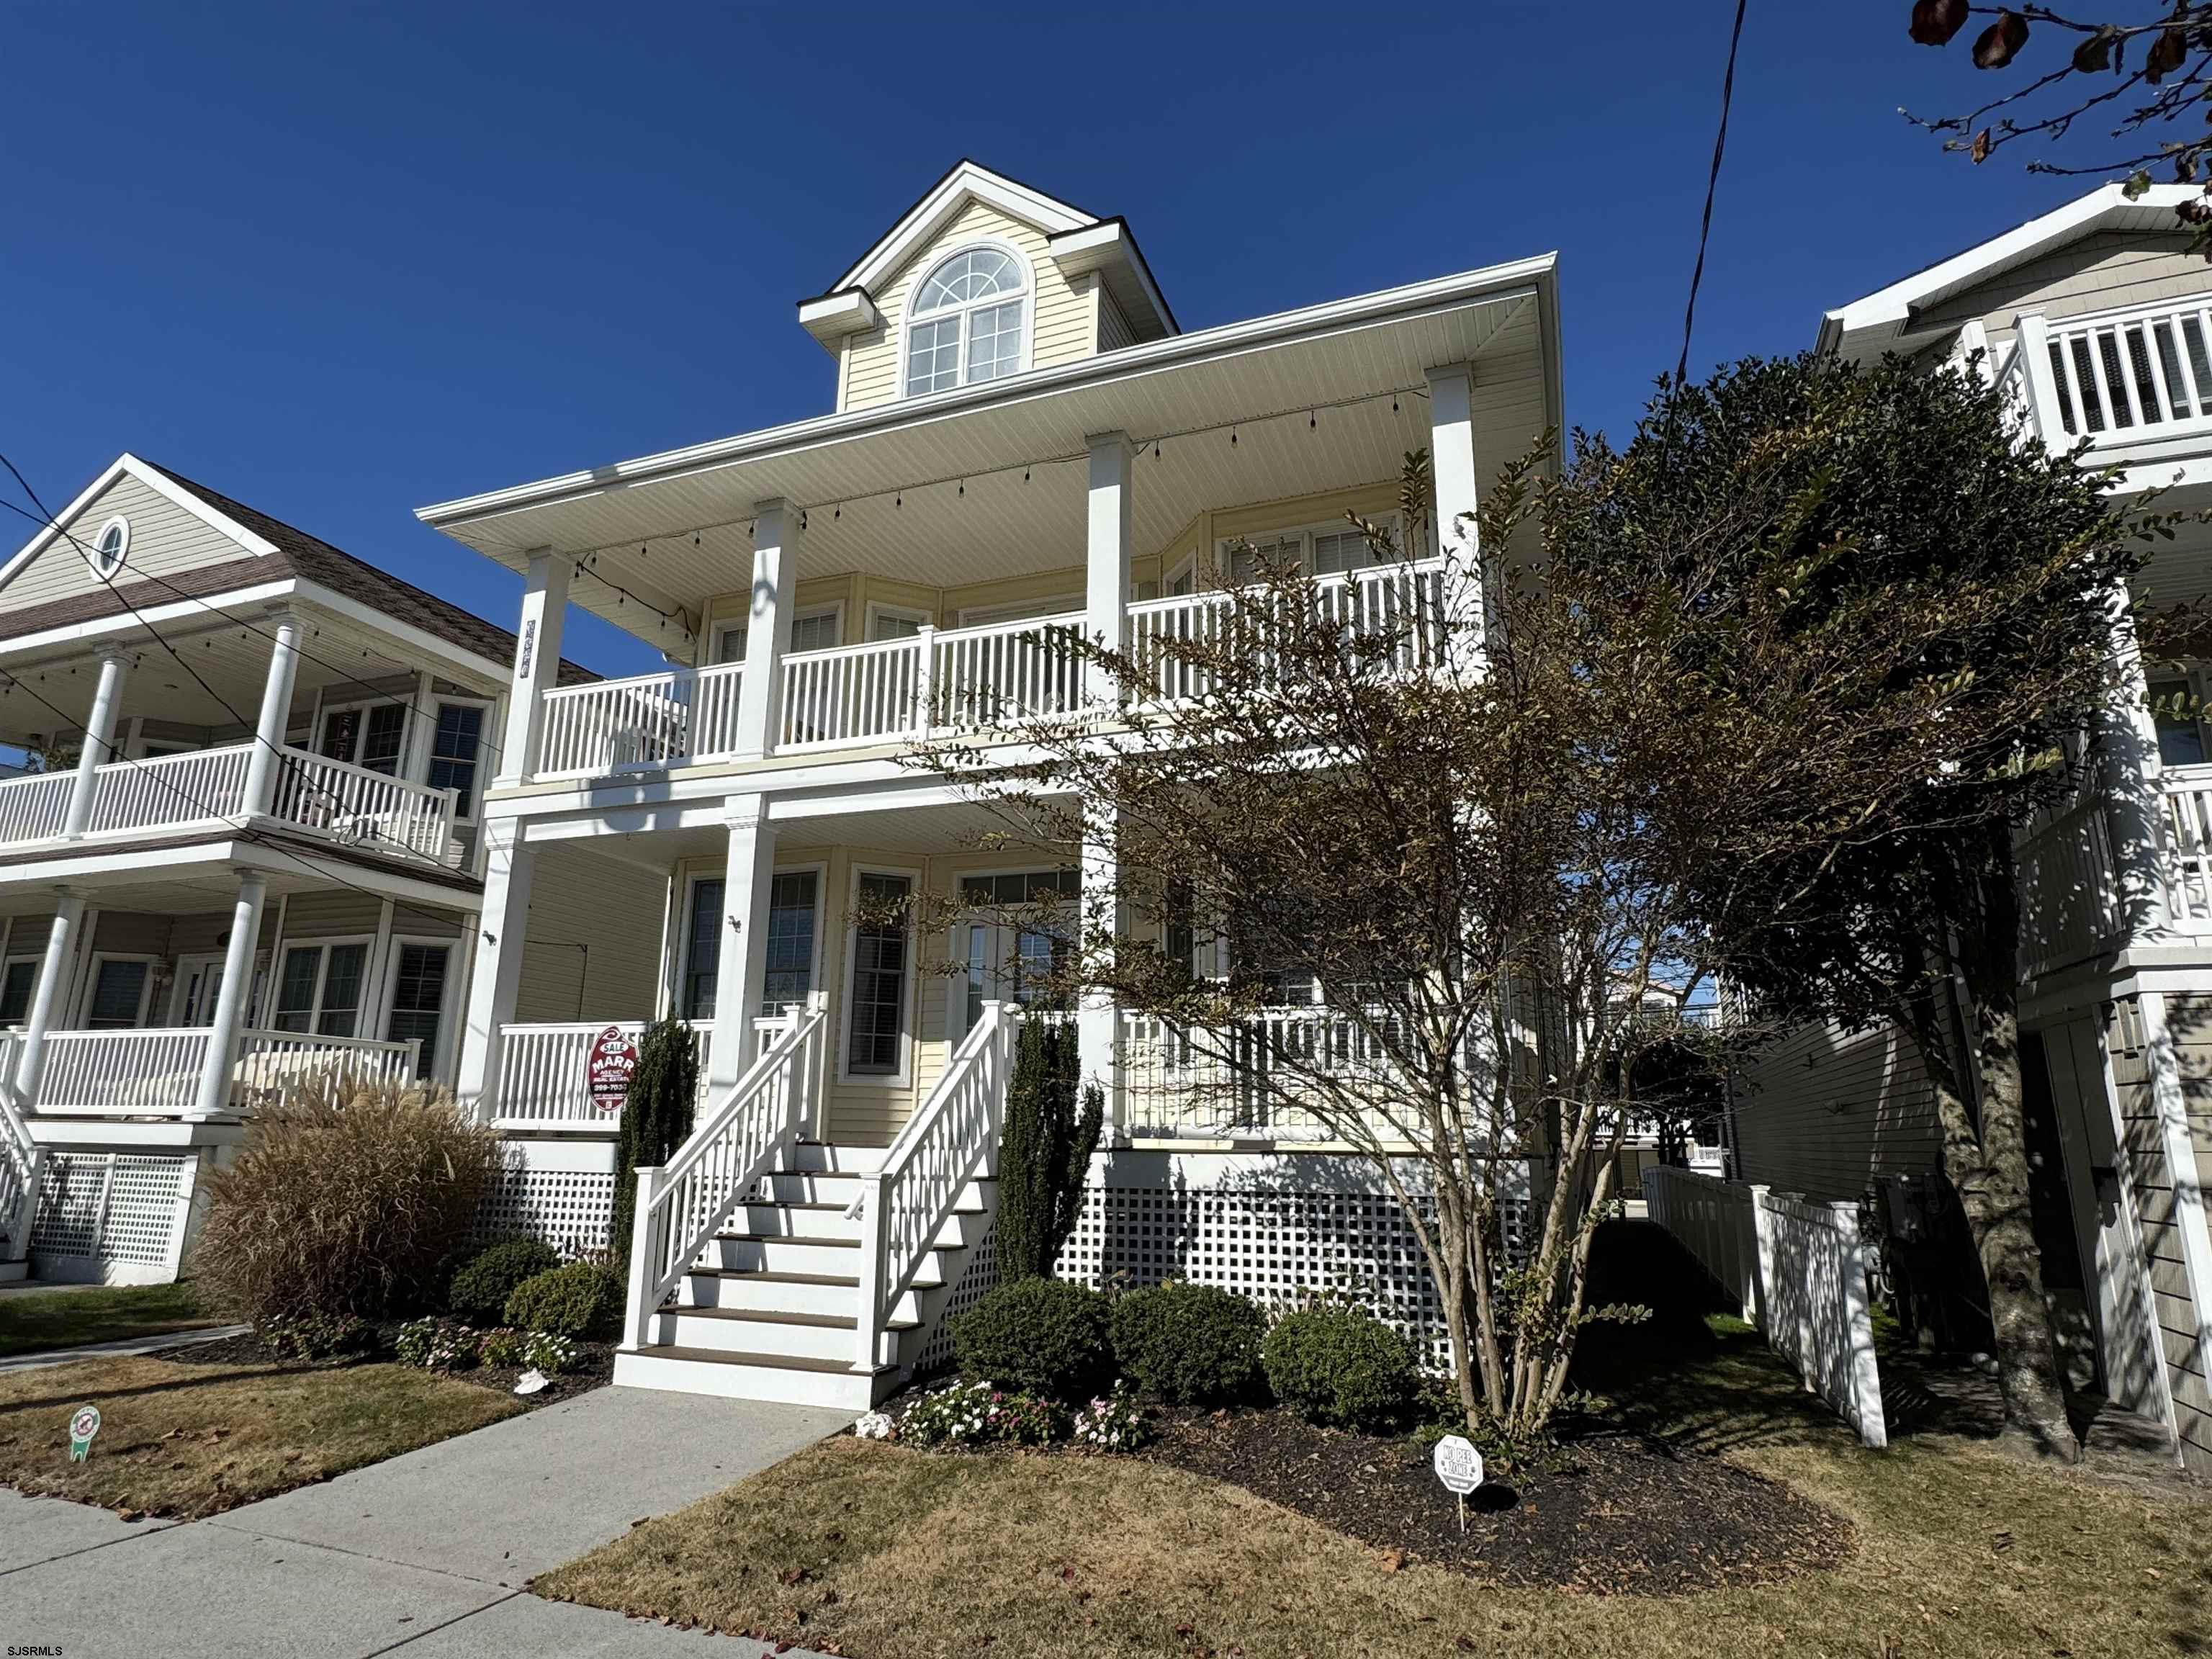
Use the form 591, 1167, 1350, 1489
92, 516, 130, 580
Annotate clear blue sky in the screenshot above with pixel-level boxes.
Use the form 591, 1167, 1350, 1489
1, 2, 2093, 676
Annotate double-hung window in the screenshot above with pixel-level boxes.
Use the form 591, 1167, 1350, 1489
318, 703, 407, 775
681, 871, 821, 1020
904, 246, 1027, 397
84, 958, 153, 1029
1222, 516, 1399, 587
271, 940, 370, 1036
847, 872, 914, 1076
427, 701, 487, 818
384, 942, 451, 1077
716, 608, 841, 667
0, 957, 37, 1026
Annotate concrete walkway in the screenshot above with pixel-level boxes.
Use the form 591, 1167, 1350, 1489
0, 1384, 850, 1657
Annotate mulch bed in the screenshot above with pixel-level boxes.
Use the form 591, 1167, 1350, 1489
1141, 1405, 1854, 1596
163, 1328, 616, 1411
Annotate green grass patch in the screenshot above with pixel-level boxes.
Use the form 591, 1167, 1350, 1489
0, 1282, 217, 1357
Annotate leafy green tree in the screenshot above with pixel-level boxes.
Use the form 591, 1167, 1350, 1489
610, 1016, 701, 1249
994, 1017, 1102, 1281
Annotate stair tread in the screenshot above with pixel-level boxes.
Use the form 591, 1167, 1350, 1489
642, 1343, 897, 1377
716, 1231, 860, 1247
670, 1307, 918, 1332
687, 1267, 858, 1287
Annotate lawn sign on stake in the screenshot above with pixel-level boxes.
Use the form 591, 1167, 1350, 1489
1431, 1434, 1484, 1533
68, 1404, 101, 1463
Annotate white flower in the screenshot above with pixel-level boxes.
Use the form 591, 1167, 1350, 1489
853, 1410, 894, 1441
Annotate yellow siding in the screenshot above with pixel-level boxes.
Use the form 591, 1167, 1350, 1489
0, 472, 261, 613
840, 199, 1092, 414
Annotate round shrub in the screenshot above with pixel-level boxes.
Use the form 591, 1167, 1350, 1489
1110, 1281, 1265, 1405
504, 1261, 624, 1340
1261, 1303, 1417, 1431
194, 1081, 498, 1326
951, 1277, 1112, 1399
448, 1236, 559, 1325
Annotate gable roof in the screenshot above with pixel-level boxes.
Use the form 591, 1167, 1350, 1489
0, 454, 593, 683
1817, 182, 2204, 360
796, 158, 1177, 351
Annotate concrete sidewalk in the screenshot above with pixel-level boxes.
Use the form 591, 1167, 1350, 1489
0, 1384, 850, 1658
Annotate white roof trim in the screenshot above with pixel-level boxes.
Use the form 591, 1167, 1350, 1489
1046, 220, 1175, 340
1817, 182, 2201, 354
0, 451, 281, 594
420, 251, 1560, 531
829, 161, 1096, 297
796, 288, 884, 349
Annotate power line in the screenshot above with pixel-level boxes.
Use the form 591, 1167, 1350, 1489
1678, 0, 1749, 386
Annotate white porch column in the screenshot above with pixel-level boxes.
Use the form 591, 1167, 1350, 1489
1426, 363, 1486, 665
734, 501, 800, 760
1085, 431, 1133, 703
192, 871, 268, 1120
2015, 311, 2065, 454
2098, 583, 2170, 939
11, 890, 86, 1109
709, 794, 777, 1094
240, 611, 302, 817
1076, 797, 1125, 1136
495, 551, 570, 786
61, 644, 130, 837
455, 818, 536, 1118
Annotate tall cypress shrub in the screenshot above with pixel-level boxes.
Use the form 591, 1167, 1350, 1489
995, 1017, 1102, 1281
610, 1015, 702, 1250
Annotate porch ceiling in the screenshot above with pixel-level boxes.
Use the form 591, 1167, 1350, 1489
420, 258, 1559, 644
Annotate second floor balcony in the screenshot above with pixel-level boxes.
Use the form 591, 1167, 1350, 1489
2002, 297, 2212, 482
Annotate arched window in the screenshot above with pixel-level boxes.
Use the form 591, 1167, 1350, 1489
903, 244, 1027, 396
92, 516, 130, 580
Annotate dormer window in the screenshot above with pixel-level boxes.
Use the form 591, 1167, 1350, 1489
904, 244, 1027, 396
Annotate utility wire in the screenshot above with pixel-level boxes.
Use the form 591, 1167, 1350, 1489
1678, 0, 1750, 386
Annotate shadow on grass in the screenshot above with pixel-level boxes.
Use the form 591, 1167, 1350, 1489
0, 1361, 321, 1415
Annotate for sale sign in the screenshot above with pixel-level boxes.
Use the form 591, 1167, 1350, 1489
586, 1025, 639, 1114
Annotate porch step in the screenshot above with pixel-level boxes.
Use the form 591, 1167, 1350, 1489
613, 1344, 898, 1411
651, 1303, 920, 1364
0, 1261, 27, 1285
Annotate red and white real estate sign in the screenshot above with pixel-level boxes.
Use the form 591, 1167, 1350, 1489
586, 1025, 639, 1114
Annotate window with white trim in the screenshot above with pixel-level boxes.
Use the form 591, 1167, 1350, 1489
715, 606, 842, 666
271, 940, 371, 1037
318, 702, 407, 775
680, 871, 822, 1020
847, 871, 914, 1076
868, 605, 930, 642
384, 941, 452, 1077
84, 956, 154, 1029
427, 701, 487, 818
0, 956, 39, 1026
1220, 516, 1397, 587
904, 246, 1028, 397
92, 516, 130, 580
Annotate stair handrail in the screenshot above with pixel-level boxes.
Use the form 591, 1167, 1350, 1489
848, 1000, 1017, 1373
0, 1048, 39, 1265
620, 992, 828, 1350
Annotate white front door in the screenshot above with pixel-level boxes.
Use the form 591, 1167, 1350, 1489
174, 954, 227, 1026
951, 919, 1068, 1043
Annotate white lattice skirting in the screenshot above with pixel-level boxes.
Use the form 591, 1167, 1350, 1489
32, 1152, 194, 1283
477, 1145, 618, 1257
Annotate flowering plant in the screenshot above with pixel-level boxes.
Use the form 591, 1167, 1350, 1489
477, 1326, 529, 1368
395, 1317, 477, 1370
897, 1379, 1069, 1449
521, 1331, 579, 1373
1072, 1380, 1152, 1452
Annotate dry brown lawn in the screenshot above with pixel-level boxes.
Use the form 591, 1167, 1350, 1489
537, 1332, 2207, 1659
0, 1352, 521, 1518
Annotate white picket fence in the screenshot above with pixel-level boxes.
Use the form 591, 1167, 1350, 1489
1642, 1166, 1887, 1448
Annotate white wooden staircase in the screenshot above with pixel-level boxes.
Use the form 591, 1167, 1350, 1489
613, 999, 1017, 1408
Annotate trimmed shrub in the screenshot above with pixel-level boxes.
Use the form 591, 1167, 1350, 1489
952, 1277, 1112, 1399
449, 1236, 559, 1325
611, 1015, 701, 1249
503, 1261, 624, 1340
1110, 1281, 1266, 1405
1261, 1303, 1418, 1431
194, 1080, 498, 1326
995, 1018, 1102, 1281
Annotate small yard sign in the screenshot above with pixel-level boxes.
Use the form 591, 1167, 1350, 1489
586, 1025, 639, 1114
68, 1404, 101, 1462
1431, 1434, 1484, 1533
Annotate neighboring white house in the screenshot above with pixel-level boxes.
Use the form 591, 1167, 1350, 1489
1734, 183, 2212, 1474
415, 159, 1566, 1406
0, 453, 590, 1286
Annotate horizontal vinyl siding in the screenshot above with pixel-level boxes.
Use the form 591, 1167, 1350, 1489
279, 893, 384, 940
2110, 999, 2212, 1467
90, 912, 171, 958
1923, 230, 2212, 345
0, 472, 257, 613
513, 843, 665, 1025
1097, 284, 1136, 354
1733, 1020, 1943, 1199
841, 200, 1092, 414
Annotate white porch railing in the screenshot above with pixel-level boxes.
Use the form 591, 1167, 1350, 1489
0, 1030, 35, 1262
848, 999, 1017, 1372
490, 1020, 715, 1129
269, 747, 459, 864
2038, 297, 2212, 446
2159, 771, 2212, 926
621, 996, 827, 1349
1118, 1007, 1419, 1142
86, 744, 252, 833
0, 770, 73, 843
536, 663, 747, 781
1126, 559, 1446, 703
778, 613, 1085, 751
930, 613, 1085, 732
31, 1027, 415, 1116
